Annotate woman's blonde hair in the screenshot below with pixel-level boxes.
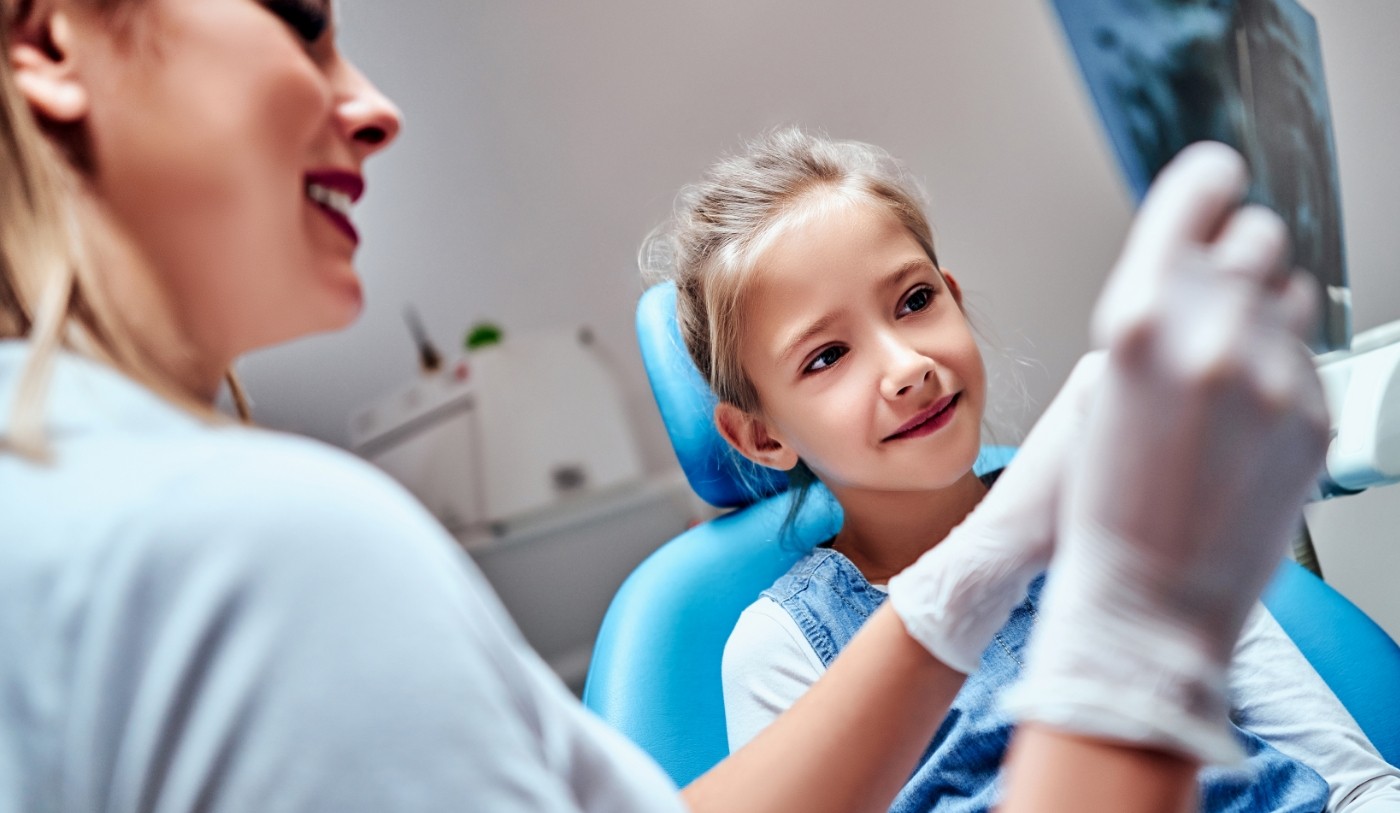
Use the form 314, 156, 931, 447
0, 0, 246, 460
641, 127, 944, 506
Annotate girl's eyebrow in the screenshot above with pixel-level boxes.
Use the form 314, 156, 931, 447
778, 313, 839, 364
880, 258, 935, 291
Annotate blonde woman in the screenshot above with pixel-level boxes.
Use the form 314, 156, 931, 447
0, 1, 1329, 811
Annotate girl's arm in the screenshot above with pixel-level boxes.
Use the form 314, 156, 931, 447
685, 606, 965, 813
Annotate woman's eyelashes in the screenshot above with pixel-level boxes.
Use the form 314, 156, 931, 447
262, 0, 329, 43
897, 284, 936, 317
804, 345, 848, 375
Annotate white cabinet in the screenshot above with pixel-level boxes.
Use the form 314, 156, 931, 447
461, 476, 698, 693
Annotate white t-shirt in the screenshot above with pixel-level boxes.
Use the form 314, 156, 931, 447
0, 343, 685, 813
725, 583, 1400, 812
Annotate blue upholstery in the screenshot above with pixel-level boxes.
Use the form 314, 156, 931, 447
584, 282, 1400, 786
634, 282, 785, 508
1262, 560, 1400, 765
582, 487, 839, 786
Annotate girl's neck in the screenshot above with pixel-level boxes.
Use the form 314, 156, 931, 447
826, 469, 988, 584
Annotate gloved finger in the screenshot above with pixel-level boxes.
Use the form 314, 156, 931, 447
1274, 270, 1322, 343
992, 352, 1103, 490
1025, 352, 1106, 443
1208, 204, 1290, 286
1119, 142, 1250, 272
971, 352, 1106, 537
1260, 335, 1332, 439
1251, 325, 1322, 422
1093, 143, 1250, 350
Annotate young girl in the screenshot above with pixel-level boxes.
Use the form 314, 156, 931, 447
647, 128, 1400, 812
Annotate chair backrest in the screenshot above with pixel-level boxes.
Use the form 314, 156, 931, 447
585, 281, 1400, 785
1261, 560, 1400, 764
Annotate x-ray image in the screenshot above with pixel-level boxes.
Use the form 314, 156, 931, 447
1052, 0, 1351, 351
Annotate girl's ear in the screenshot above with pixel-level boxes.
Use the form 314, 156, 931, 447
10, 9, 90, 124
714, 402, 799, 472
940, 268, 965, 308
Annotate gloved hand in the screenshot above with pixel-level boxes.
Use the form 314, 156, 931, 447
1003, 142, 1331, 763
887, 351, 1105, 674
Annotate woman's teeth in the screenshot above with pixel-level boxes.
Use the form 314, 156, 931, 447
306, 182, 353, 218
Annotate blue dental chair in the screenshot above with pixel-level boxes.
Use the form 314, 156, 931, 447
583, 282, 1400, 786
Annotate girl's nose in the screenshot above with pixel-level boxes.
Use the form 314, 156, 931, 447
878, 339, 936, 401
332, 57, 403, 160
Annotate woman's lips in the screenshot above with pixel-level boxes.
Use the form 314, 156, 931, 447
883, 393, 960, 442
308, 196, 360, 245
305, 170, 365, 247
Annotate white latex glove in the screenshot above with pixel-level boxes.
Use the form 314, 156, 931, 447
1003, 142, 1331, 763
887, 351, 1105, 674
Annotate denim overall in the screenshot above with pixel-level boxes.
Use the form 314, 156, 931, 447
761, 549, 1330, 813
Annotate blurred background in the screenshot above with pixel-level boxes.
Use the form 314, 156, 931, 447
234, 0, 1400, 682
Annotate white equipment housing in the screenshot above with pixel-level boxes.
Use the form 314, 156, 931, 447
348, 328, 645, 534
1317, 319, 1400, 496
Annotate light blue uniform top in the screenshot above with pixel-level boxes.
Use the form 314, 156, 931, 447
0, 342, 682, 813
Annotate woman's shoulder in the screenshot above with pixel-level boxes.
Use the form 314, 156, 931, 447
128, 425, 450, 557
33, 417, 462, 599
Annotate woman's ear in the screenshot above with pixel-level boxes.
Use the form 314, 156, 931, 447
940, 268, 965, 308
10, 9, 89, 123
714, 402, 799, 472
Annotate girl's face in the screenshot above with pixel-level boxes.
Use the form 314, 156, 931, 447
727, 198, 986, 494
46, 0, 401, 368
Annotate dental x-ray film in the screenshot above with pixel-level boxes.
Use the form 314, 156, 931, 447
1051, 0, 1351, 351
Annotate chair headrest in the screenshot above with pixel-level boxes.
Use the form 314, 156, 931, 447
636, 283, 787, 508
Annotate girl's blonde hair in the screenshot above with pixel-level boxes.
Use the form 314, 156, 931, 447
0, 0, 246, 460
641, 127, 943, 505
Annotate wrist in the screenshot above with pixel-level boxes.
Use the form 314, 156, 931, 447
887, 533, 1044, 674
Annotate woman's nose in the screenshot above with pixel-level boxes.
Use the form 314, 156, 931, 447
332, 58, 403, 160
878, 339, 935, 401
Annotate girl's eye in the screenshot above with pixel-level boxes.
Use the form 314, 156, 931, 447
262, 0, 329, 43
805, 345, 848, 374
898, 285, 936, 317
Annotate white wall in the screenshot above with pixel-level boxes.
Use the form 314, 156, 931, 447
238, 1, 1400, 637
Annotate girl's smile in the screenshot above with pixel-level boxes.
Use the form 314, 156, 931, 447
883, 392, 961, 442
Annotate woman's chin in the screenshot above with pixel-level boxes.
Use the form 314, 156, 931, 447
245, 286, 365, 353
312, 269, 367, 331
331, 276, 366, 325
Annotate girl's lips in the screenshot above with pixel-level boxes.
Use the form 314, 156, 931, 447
883, 393, 960, 442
